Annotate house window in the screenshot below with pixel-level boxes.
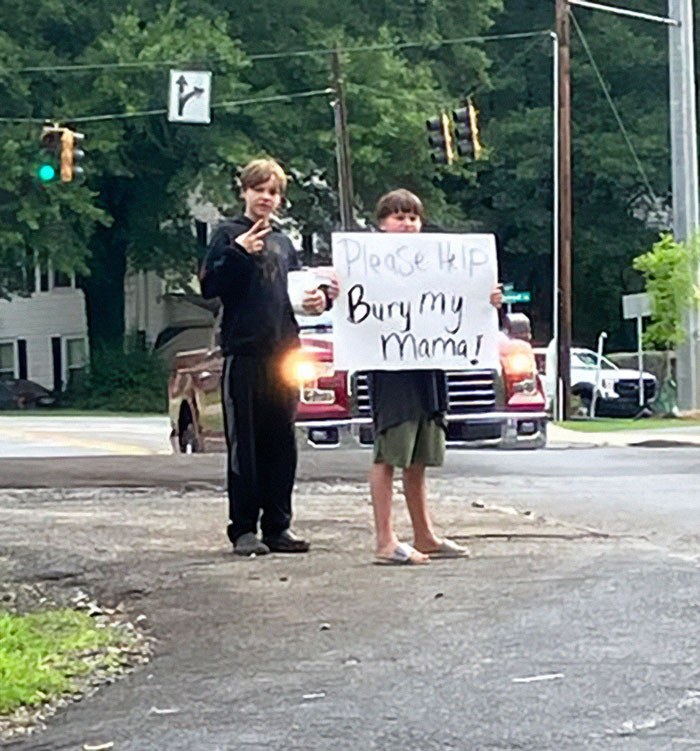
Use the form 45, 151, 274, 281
0, 342, 15, 381
66, 337, 87, 385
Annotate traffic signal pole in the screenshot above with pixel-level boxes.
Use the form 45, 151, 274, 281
556, 0, 573, 421
668, 0, 700, 410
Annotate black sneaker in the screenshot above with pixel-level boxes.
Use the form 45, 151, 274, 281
262, 529, 310, 553
233, 532, 270, 556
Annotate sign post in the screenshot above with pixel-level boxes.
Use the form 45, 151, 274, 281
622, 292, 652, 410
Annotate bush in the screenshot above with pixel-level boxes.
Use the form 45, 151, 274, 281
63, 335, 167, 413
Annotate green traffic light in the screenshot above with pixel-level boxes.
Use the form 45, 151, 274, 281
37, 163, 56, 182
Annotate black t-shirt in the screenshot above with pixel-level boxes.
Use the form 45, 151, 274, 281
368, 370, 448, 434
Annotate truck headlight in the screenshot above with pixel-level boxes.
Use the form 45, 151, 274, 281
280, 349, 336, 404
504, 352, 535, 379
601, 377, 618, 397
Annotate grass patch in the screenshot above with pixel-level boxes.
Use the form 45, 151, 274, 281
557, 417, 700, 432
0, 608, 135, 715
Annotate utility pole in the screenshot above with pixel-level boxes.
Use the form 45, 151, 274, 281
669, 0, 700, 410
556, 0, 573, 420
331, 49, 355, 231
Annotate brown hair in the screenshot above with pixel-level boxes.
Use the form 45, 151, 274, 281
239, 158, 288, 194
375, 189, 425, 223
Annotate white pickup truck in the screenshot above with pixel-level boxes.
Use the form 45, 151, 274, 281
534, 343, 657, 417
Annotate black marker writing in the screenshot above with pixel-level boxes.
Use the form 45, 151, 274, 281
419, 291, 464, 334
381, 332, 477, 361
347, 284, 412, 333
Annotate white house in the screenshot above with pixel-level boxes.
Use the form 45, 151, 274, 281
0, 266, 88, 392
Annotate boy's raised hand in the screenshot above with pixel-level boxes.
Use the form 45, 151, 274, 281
237, 218, 271, 254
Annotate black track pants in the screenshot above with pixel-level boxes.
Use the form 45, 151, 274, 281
222, 353, 298, 543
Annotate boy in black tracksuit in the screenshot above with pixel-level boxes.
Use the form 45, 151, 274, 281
200, 159, 329, 556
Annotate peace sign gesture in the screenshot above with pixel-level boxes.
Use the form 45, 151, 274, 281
237, 218, 271, 254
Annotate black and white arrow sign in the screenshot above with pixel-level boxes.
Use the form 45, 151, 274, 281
168, 70, 212, 124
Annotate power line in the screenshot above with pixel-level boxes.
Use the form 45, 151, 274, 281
569, 9, 658, 201
0, 87, 335, 125
2, 31, 552, 76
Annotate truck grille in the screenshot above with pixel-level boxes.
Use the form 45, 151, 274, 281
614, 378, 656, 400
352, 370, 496, 416
446, 370, 497, 413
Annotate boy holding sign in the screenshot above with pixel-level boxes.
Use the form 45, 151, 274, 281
369, 190, 501, 565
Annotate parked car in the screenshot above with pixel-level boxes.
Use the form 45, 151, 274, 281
169, 308, 548, 453
534, 344, 657, 417
0, 379, 56, 410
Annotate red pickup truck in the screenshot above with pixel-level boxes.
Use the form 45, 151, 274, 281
168, 310, 547, 453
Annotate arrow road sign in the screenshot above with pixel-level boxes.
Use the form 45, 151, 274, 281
168, 70, 212, 124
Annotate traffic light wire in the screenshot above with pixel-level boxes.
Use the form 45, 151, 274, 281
0, 88, 336, 125
569, 9, 658, 202
3, 31, 552, 76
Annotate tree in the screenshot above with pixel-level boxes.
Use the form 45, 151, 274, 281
457, 0, 670, 348
633, 233, 700, 350
0, 0, 502, 342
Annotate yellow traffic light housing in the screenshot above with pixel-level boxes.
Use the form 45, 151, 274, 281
60, 128, 85, 182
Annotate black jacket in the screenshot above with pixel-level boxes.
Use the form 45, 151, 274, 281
200, 216, 301, 356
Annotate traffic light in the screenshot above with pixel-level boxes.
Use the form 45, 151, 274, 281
452, 100, 483, 160
60, 127, 85, 182
37, 126, 63, 183
426, 113, 454, 165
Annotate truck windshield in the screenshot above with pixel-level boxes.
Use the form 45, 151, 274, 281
574, 351, 617, 370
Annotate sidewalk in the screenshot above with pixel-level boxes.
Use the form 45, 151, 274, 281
548, 421, 700, 448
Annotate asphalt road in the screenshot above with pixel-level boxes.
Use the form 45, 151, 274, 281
1, 441, 697, 550
2, 419, 700, 750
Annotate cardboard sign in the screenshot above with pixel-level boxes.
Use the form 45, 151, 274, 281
331, 232, 499, 371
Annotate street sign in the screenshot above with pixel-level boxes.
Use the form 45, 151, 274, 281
168, 71, 212, 124
621, 292, 651, 410
502, 291, 531, 304
622, 292, 651, 319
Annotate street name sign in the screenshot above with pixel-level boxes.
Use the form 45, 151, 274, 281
502, 290, 531, 304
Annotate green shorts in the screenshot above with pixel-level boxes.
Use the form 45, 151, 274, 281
373, 417, 446, 469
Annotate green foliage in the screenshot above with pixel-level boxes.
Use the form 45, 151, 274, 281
633, 233, 700, 350
0, 0, 684, 353
64, 334, 167, 412
0, 608, 131, 714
